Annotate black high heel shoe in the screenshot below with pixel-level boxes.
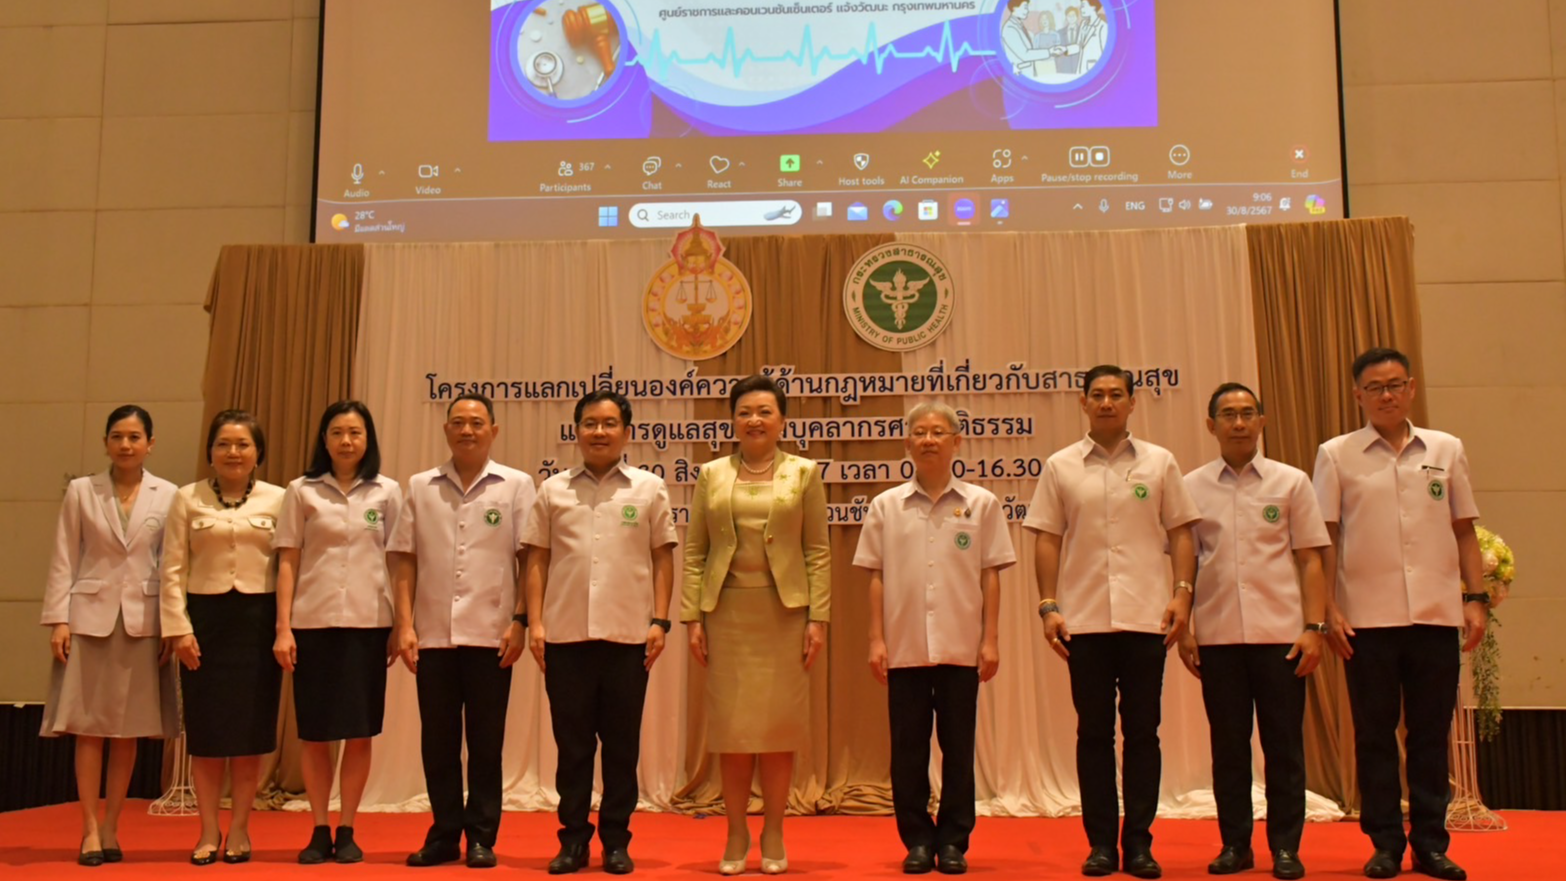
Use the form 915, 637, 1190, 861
78, 837, 105, 867
190, 835, 221, 867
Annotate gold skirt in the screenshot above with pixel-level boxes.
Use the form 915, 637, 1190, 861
704, 584, 809, 753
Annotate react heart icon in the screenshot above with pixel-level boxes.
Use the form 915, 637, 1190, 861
709, 155, 731, 174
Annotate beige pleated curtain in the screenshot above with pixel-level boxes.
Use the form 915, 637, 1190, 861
197, 219, 1424, 813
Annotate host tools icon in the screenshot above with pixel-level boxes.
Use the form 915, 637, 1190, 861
883, 200, 904, 221
853, 153, 871, 170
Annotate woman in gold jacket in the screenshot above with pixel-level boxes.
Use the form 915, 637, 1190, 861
683, 374, 830, 876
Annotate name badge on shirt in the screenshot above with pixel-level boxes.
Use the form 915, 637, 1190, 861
363, 508, 383, 530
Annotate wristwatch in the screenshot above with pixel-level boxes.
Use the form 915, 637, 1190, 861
1462, 592, 1490, 605
1037, 599, 1060, 618
650, 617, 672, 633
512, 613, 528, 627
1303, 622, 1328, 634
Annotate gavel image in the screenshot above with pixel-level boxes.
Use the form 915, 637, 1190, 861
562, 3, 616, 79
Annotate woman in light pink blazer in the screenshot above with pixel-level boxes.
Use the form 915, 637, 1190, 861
40, 405, 179, 867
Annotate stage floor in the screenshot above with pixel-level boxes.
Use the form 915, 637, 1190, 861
0, 803, 1559, 878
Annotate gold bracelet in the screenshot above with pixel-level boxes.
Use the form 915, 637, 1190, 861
1174, 581, 1194, 595
1038, 597, 1057, 608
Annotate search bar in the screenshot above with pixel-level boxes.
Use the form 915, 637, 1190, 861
629, 200, 802, 229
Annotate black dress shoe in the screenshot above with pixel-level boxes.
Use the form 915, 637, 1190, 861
548, 842, 590, 874
467, 843, 498, 868
1363, 850, 1402, 879
603, 848, 635, 875
1081, 846, 1118, 877
936, 844, 968, 875
1272, 850, 1305, 880
1209, 846, 1255, 874
903, 845, 935, 874
334, 826, 364, 864
1124, 850, 1163, 879
406, 843, 463, 867
1411, 852, 1466, 880
299, 824, 334, 864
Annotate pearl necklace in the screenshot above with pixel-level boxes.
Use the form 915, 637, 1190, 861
740, 455, 774, 475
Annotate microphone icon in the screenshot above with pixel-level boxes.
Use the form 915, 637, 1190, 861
351, 163, 365, 184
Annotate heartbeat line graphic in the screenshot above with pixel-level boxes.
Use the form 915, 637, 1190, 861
631, 22, 995, 79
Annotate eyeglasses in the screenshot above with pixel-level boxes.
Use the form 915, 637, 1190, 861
579, 420, 623, 433
1361, 380, 1411, 397
909, 429, 954, 440
1215, 409, 1259, 423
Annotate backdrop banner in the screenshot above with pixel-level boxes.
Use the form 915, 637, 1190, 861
344, 227, 1345, 822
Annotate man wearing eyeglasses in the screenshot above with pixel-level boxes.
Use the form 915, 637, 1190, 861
1312, 348, 1487, 881
522, 390, 677, 875
1024, 365, 1201, 879
1176, 383, 1329, 881
855, 402, 1016, 875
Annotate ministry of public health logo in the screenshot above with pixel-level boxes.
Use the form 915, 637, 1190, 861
843, 243, 954, 351
484, 508, 502, 527
1263, 505, 1280, 523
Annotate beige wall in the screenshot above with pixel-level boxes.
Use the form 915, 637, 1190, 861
0, 0, 1561, 704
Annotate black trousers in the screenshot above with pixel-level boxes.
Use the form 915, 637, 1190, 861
887, 665, 980, 852
1345, 625, 1460, 857
1066, 632, 1166, 854
1197, 643, 1306, 852
415, 646, 514, 849
544, 640, 650, 851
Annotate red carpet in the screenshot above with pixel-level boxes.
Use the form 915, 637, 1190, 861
0, 803, 1560, 879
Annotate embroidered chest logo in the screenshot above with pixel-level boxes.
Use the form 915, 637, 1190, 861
484, 508, 502, 527
1263, 505, 1281, 523
621, 504, 639, 525
954, 531, 972, 550
1132, 483, 1150, 500
364, 509, 380, 525
1428, 480, 1445, 501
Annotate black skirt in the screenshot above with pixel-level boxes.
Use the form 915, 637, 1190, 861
181, 591, 282, 758
292, 626, 392, 742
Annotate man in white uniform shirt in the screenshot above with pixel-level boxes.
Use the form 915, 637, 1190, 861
524, 391, 677, 876
1176, 384, 1329, 881
389, 393, 536, 869
856, 402, 1016, 876
1025, 365, 1200, 880
1313, 348, 1487, 881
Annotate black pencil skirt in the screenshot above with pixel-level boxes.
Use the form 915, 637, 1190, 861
181, 591, 282, 758
292, 626, 392, 742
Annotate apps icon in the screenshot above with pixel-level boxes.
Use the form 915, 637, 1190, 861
1306, 194, 1326, 215
883, 200, 904, 220
597, 206, 619, 227
847, 202, 869, 222
918, 199, 939, 220
815, 201, 833, 219
989, 198, 1010, 219
953, 198, 976, 222
779, 154, 801, 173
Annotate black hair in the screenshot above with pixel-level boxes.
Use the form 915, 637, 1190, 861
574, 390, 633, 426
1351, 347, 1411, 382
205, 409, 266, 466
305, 400, 381, 480
104, 404, 153, 438
1081, 364, 1134, 396
728, 374, 788, 416
1206, 383, 1264, 419
446, 392, 496, 423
